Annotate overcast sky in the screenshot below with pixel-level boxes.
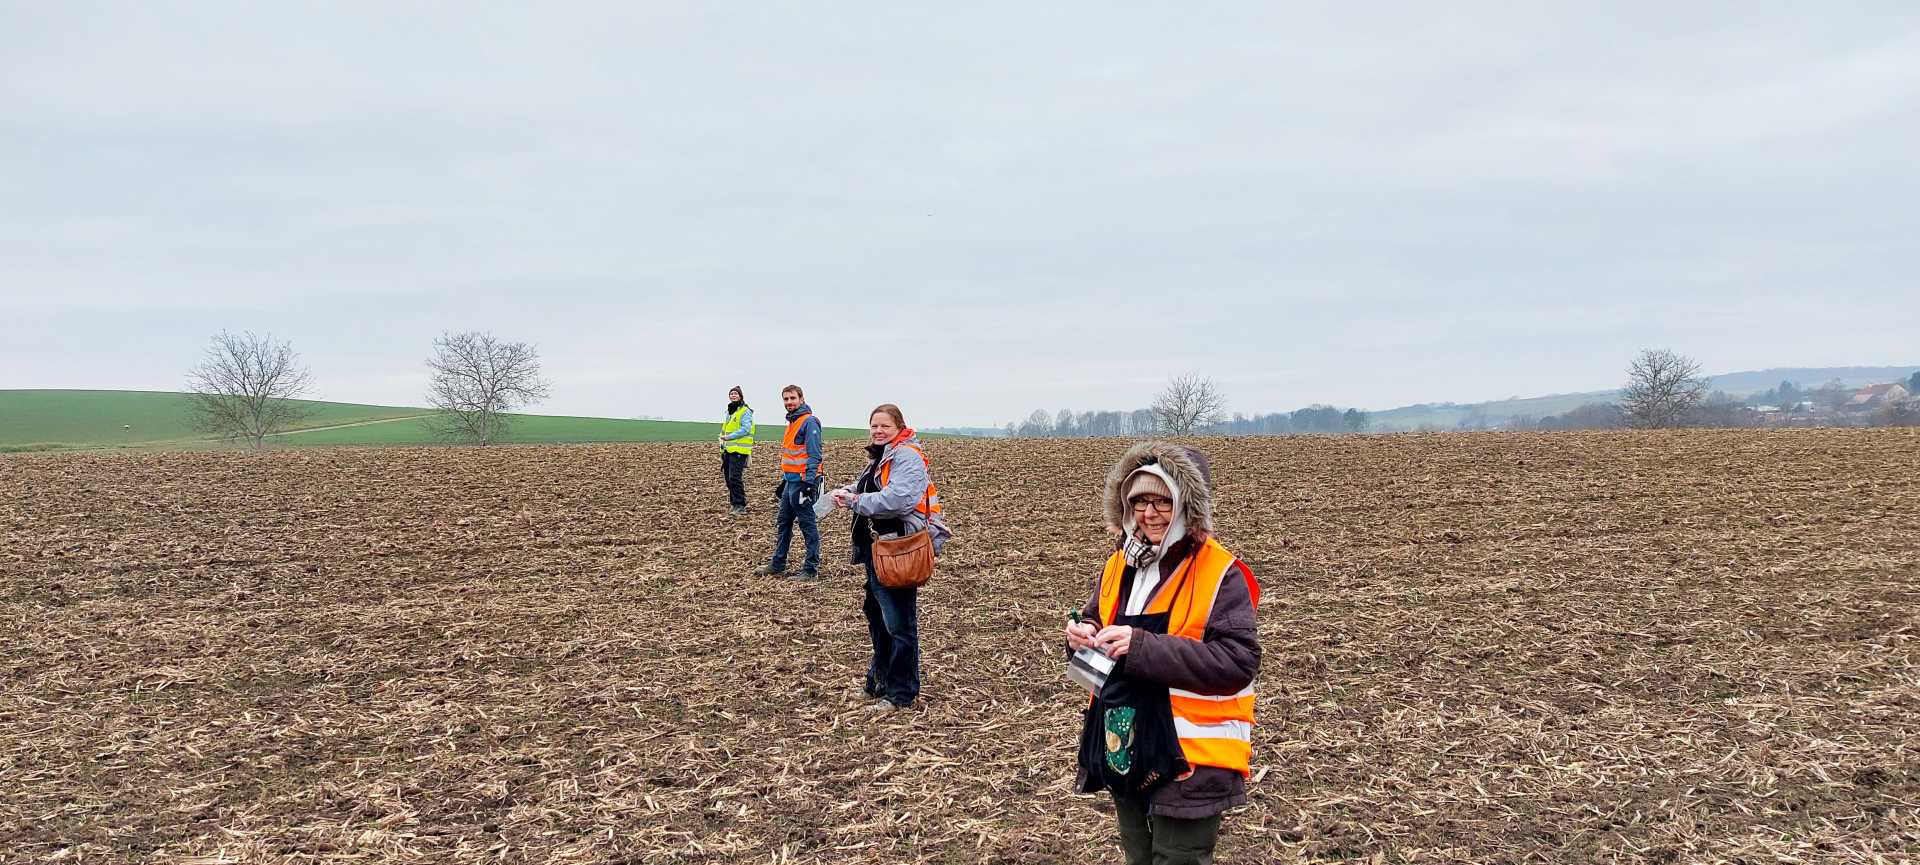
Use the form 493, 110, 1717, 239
4, 3, 1917, 428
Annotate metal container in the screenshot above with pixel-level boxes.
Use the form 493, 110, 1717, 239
1067, 646, 1115, 694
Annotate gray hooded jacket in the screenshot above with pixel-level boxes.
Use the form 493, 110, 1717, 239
836, 432, 953, 553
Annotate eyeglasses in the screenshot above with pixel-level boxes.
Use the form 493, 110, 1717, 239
1130, 497, 1174, 514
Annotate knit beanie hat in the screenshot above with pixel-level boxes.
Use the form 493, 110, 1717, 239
1126, 470, 1173, 504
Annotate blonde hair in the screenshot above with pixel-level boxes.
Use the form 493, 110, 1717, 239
870, 403, 906, 427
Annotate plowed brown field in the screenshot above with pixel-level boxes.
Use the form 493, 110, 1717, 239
4, 430, 1917, 864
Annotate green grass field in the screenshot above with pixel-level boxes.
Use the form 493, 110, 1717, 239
278, 414, 869, 446
0, 390, 865, 450
0, 390, 427, 450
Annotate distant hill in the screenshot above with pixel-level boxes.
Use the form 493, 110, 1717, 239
0, 390, 864, 451
1365, 365, 1918, 432
1369, 391, 1616, 432
1695, 366, 1919, 396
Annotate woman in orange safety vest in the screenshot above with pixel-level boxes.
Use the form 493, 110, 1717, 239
1064, 441, 1260, 865
829, 403, 951, 710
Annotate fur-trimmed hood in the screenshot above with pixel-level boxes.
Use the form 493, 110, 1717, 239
1102, 440, 1214, 537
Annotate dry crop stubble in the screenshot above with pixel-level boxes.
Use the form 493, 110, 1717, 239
1, 430, 1916, 863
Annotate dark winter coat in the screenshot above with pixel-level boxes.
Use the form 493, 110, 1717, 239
1075, 440, 1262, 819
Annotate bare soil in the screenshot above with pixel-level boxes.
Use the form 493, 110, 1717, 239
3, 430, 1916, 863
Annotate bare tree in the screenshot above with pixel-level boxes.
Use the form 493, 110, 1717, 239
1812, 379, 1851, 412
1620, 349, 1708, 429
184, 330, 313, 450
424, 331, 552, 445
1016, 409, 1053, 438
1877, 398, 1920, 428
1055, 408, 1078, 438
1151, 373, 1227, 436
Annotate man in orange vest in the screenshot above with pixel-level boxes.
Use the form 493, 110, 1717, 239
753, 384, 824, 581
1064, 442, 1260, 865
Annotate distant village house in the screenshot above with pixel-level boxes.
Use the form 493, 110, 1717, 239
1847, 383, 1911, 411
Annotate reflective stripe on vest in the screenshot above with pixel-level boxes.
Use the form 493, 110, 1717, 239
876, 441, 941, 517
722, 406, 754, 455
780, 412, 812, 475
1096, 537, 1258, 776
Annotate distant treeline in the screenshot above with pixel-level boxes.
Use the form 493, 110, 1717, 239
994, 373, 1920, 438
1002, 405, 1370, 438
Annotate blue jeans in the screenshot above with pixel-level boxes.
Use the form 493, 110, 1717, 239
862, 560, 920, 705
768, 478, 820, 573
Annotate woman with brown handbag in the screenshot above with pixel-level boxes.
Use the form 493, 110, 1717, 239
828, 404, 952, 711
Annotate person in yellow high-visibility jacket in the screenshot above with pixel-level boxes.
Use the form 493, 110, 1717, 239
717, 385, 755, 515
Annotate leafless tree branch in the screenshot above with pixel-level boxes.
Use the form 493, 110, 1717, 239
423, 331, 551, 445
184, 330, 313, 450
1621, 348, 1708, 429
1151, 373, 1227, 436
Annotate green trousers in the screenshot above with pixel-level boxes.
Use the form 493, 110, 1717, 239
1114, 797, 1224, 865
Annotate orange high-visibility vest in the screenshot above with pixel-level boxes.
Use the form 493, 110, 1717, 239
780, 413, 813, 476
876, 441, 942, 518
1097, 537, 1260, 776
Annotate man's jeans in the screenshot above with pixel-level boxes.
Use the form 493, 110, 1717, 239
862, 560, 920, 705
768, 478, 820, 573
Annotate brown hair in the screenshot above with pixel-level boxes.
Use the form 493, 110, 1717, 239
870, 403, 906, 428
781, 384, 804, 399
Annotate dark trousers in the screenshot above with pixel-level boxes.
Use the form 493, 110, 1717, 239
861, 560, 920, 705
722, 451, 748, 508
768, 480, 820, 573
1114, 797, 1223, 865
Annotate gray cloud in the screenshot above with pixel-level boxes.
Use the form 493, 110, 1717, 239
4, 3, 1917, 427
